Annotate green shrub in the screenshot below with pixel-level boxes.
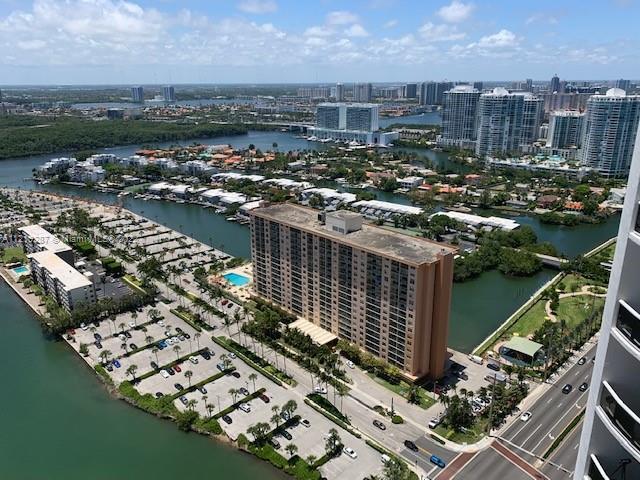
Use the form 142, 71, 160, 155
176, 409, 199, 432
391, 414, 404, 424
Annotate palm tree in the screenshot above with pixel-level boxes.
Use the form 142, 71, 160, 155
99, 349, 112, 364
285, 443, 298, 459
173, 344, 182, 360
151, 347, 159, 364
206, 403, 215, 419
306, 455, 317, 468
119, 322, 126, 333
185, 370, 193, 387
145, 335, 154, 346
186, 399, 198, 411
126, 364, 138, 381
249, 373, 258, 393
229, 388, 239, 403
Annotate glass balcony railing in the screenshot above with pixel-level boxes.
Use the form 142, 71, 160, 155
588, 455, 609, 480
617, 300, 640, 350
600, 382, 640, 453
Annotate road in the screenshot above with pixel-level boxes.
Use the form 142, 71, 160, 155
451, 446, 535, 480
539, 422, 583, 480
500, 343, 596, 459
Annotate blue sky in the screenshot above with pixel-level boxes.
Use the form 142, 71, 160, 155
0, 0, 638, 85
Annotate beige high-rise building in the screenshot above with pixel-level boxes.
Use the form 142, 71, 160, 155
249, 204, 456, 380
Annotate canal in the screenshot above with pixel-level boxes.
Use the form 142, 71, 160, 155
0, 128, 620, 477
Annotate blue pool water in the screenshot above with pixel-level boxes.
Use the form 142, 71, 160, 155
12, 266, 28, 275
223, 272, 250, 287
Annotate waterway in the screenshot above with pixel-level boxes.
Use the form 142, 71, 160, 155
0, 280, 285, 480
0, 128, 621, 477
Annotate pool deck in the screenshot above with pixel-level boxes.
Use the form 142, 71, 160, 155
217, 264, 253, 301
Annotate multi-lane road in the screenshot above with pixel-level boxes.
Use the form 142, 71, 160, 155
446, 342, 597, 480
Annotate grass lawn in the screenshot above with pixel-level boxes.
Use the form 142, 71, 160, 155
122, 274, 147, 294
505, 299, 547, 338
589, 242, 616, 264
557, 295, 605, 329
367, 373, 436, 409
1, 246, 26, 264
434, 417, 487, 444
558, 274, 593, 293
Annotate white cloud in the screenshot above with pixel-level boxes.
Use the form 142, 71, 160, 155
419, 22, 465, 42
437, 1, 474, 23
383, 19, 398, 29
304, 25, 333, 37
326, 10, 359, 25
478, 29, 517, 48
344, 24, 369, 37
525, 13, 559, 25
238, 0, 277, 14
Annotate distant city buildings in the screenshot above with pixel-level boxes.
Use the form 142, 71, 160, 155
335, 83, 344, 102
403, 83, 418, 99
547, 111, 584, 149
579, 88, 640, 177
573, 123, 640, 479
439, 85, 480, 149
475, 88, 524, 157
163, 85, 176, 102
131, 86, 144, 103
550, 74, 561, 94
353, 82, 373, 102
520, 95, 544, 145
419, 81, 453, 106
309, 103, 397, 146
249, 204, 456, 379
615, 78, 631, 92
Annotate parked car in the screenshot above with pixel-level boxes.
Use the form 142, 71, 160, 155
174, 383, 184, 391
269, 437, 280, 449
93, 332, 102, 341
183, 333, 191, 339
124, 331, 132, 339
343, 447, 357, 459
314, 385, 328, 394
487, 362, 501, 372
160, 370, 170, 379
381, 454, 391, 464
198, 386, 208, 394
80, 323, 88, 331
428, 418, 441, 429
238, 403, 251, 413
106, 363, 114, 372
119, 334, 126, 341
239, 387, 250, 396
373, 420, 386, 430
179, 396, 188, 406
157, 320, 164, 327
201, 351, 211, 360
216, 363, 226, 372
579, 382, 589, 392
301, 419, 311, 428
175, 327, 184, 334
178, 335, 186, 342
150, 361, 159, 370
562, 384, 573, 394
578, 357, 587, 365
189, 356, 199, 365
222, 415, 232, 424
112, 359, 121, 368
280, 430, 292, 441
128, 321, 136, 329
231, 371, 241, 378
166, 366, 175, 375
404, 440, 419, 452
430, 455, 446, 468
129, 343, 138, 350
155, 392, 164, 399
346, 360, 355, 369
520, 411, 532, 422
228, 353, 237, 359
94, 341, 103, 349
174, 364, 182, 373
259, 394, 270, 404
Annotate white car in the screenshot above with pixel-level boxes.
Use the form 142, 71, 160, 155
343, 447, 357, 459
189, 356, 199, 364
157, 320, 165, 327
314, 385, 328, 394
160, 369, 170, 379
128, 321, 136, 328
80, 323, 88, 331
239, 403, 251, 413
346, 360, 355, 369
520, 411, 532, 422
229, 353, 237, 359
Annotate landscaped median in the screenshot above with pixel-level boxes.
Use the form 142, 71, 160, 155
214, 387, 267, 419
212, 336, 295, 387
543, 409, 585, 459
304, 394, 361, 439
169, 368, 235, 400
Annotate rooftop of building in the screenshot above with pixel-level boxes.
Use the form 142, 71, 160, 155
252, 203, 456, 265
28, 250, 92, 290
18, 224, 72, 254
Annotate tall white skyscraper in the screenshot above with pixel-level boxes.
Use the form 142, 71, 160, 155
475, 87, 524, 158
353, 83, 372, 102
131, 86, 144, 103
335, 83, 344, 102
580, 88, 640, 178
573, 125, 640, 480
439, 85, 480, 148
163, 85, 176, 102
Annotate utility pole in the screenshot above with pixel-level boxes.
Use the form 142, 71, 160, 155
486, 374, 497, 436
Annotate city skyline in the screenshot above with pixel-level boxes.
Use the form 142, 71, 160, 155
0, 0, 639, 85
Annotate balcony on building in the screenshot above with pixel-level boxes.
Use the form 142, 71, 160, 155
616, 300, 640, 352
584, 415, 640, 479
599, 381, 640, 455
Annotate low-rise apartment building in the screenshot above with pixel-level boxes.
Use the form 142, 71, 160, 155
18, 224, 74, 265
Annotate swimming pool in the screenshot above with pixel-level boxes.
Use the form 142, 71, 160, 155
12, 265, 29, 275
223, 272, 250, 287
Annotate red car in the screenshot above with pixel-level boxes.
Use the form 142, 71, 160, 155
221, 299, 228, 305
174, 364, 182, 373
259, 394, 270, 404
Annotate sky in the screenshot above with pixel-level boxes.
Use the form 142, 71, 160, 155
0, 0, 639, 85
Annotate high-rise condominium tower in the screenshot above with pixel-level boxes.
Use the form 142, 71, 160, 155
440, 85, 480, 148
573, 125, 640, 480
475, 87, 524, 158
250, 205, 456, 379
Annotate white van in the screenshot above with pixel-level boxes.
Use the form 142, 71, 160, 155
381, 454, 391, 464
468, 354, 483, 365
